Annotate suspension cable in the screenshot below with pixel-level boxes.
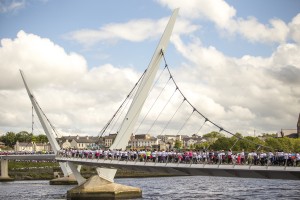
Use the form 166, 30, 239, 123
161, 50, 274, 151
98, 69, 147, 138
108, 76, 142, 136
108, 92, 134, 135
196, 118, 208, 135
110, 51, 169, 149
159, 98, 186, 136
175, 108, 195, 136
31, 105, 34, 134
146, 87, 178, 135
230, 137, 240, 150
32, 97, 61, 138
134, 73, 172, 134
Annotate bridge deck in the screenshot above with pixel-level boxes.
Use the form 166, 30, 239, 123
56, 156, 300, 180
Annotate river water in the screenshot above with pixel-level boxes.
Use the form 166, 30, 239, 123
0, 176, 300, 199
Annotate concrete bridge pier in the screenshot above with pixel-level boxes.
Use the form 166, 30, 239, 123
67, 166, 142, 200
0, 159, 13, 182
49, 162, 77, 185
49, 174, 78, 185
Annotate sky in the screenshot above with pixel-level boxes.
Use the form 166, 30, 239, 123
0, 0, 299, 137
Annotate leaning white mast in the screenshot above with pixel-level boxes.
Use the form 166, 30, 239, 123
110, 8, 179, 150
20, 70, 73, 177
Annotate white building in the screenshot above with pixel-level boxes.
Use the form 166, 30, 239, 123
128, 134, 159, 150
59, 135, 99, 149
14, 141, 52, 152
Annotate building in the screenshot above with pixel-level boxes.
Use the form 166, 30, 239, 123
156, 134, 191, 150
59, 135, 99, 149
279, 113, 300, 138
102, 133, 117, 148
157, 134, 182, 142
128, 134, 159, 150
279, 129, 298, 138
14, 141, 52, 152
182, 134, 203, 149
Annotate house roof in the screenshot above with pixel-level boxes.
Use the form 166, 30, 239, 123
35, 143, 49, 146
183, 137, 202, 142
73, 137, 98, 143
104, 135, 117, 139
17, 142, 33, 147
134, 134, 151, 139
130, 137, 157, 142
60, 136, 99, 143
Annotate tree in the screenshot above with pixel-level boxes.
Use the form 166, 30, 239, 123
233, 133, 243, 139
1, 132, 16, 147
194, 141, 210, 150
35, 134, 48, 143
277, 137, 293, 152
210, 137, 232, 151
174, 139, 182, 149
189, 144, 195, 150
265, 137, 282, 151
238, 136, 263, 152
261, 133, 277, 138
202, 131, 225, 143
292, 138, 300, 152
16, 131, 33, 143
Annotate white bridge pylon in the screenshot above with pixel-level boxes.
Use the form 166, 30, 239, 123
110, 8, 179, 151
20, 70, 85, 183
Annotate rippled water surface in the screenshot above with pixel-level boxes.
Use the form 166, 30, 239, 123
1, 176, 300, 199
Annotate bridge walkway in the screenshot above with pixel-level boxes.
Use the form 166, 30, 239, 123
56, 155, 300, 180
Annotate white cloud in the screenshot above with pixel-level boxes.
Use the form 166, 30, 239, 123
0, 30, 87, 90
65, 17, 198, 47
270, 43, 300, 69
228, 17, 289, 44
0, 31, 140, 135
289, 14, 300, 44
0, 0, 25, 13
169, 32, 300, 134
156, 0, 292, 44
157, 0, 236, 27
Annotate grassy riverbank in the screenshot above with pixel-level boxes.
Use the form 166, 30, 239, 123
8, 161, 173, 180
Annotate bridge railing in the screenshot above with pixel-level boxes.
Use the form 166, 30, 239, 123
56, 150, 300, 168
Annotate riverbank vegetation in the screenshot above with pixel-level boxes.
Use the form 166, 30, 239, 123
8, 161, 172, 180
192, 132, 300, 152
0, 131, 48, 148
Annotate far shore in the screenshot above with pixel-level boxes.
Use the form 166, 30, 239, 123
7, 161, 176, 181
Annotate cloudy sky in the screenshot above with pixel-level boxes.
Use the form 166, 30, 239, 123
0, 0, 299, 137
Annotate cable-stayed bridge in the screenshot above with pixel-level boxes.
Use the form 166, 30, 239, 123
3, 8, 299, 199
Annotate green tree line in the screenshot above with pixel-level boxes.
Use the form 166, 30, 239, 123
192, 132, 300, 153
0, 131, 48, 148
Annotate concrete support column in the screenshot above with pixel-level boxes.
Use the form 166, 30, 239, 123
49, 162, 81, 185
0, 159, 13, 181
1, 159, 9, 177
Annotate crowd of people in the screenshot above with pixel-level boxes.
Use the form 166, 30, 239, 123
57, 148, 300, 167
